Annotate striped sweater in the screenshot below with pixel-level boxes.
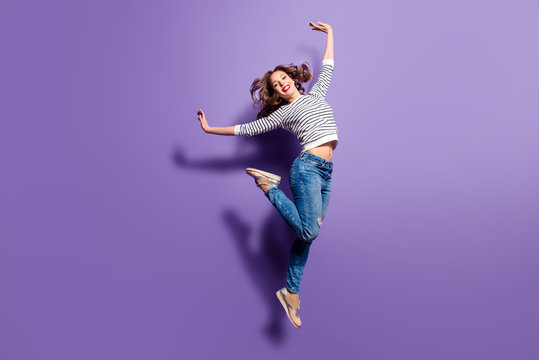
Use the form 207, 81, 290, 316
234, 59, 339, 152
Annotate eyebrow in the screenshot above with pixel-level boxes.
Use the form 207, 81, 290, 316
272, 74, 286, 86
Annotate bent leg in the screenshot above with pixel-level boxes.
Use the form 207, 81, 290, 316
290, 166, 324, 244
259, 157, 326, 244
264, 187, 303, 235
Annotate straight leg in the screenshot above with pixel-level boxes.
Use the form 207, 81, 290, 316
286, 238, 310, 293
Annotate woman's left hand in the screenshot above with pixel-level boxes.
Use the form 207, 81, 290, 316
308, 21, 332, 34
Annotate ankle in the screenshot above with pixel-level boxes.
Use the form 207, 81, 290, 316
286, 292, 299, 303
260, 184, 272, 193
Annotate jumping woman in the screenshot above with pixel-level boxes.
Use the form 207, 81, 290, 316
196, 21, 337, 328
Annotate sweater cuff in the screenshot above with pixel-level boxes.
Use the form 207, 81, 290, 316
322, 58, 334, 66
234, 124, 241, 136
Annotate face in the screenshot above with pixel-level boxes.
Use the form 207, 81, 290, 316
269, 70, 297, 101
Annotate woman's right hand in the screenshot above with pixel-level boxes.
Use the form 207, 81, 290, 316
196, 109, 236, 136
197, 109, 210, 133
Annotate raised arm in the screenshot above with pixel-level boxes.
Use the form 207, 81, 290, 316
308, 21, 335, 98
309, 21, 333, 61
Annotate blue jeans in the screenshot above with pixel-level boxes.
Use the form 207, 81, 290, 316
265, 152, 333, 294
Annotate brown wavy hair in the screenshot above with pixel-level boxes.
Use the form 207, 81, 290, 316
250, 62, 313, 119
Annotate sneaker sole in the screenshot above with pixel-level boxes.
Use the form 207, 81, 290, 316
276, 290, 301, 328
245, 168, 281, 182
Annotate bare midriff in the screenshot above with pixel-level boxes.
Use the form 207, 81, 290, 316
305, 140, 336, 162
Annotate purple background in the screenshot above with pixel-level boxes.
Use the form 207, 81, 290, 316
2, 0, 539, 359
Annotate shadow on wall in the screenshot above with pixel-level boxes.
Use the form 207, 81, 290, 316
173, 106, 301, 345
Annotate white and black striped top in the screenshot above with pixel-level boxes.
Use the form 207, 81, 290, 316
234, 59, 339, 152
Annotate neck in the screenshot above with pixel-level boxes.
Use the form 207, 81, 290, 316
288, 92, 301, 104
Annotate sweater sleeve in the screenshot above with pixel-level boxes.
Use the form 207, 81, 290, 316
308, 59, 334, 99
234, 107, 284, 136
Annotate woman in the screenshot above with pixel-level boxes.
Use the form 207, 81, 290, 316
196, 21, 337, 328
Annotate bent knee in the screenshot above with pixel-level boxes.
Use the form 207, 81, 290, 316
299, 226, 320, 244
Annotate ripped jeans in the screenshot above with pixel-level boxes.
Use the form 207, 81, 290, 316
265, 151, 333, 294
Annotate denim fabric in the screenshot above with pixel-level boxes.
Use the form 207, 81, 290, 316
265, 151, 333, 293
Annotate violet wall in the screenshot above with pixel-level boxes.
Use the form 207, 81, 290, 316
2, 0, 538, 359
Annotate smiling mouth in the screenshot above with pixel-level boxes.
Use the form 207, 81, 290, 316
283, 84, 290, 92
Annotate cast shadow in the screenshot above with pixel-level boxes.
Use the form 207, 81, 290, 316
173, 105, 300, 344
